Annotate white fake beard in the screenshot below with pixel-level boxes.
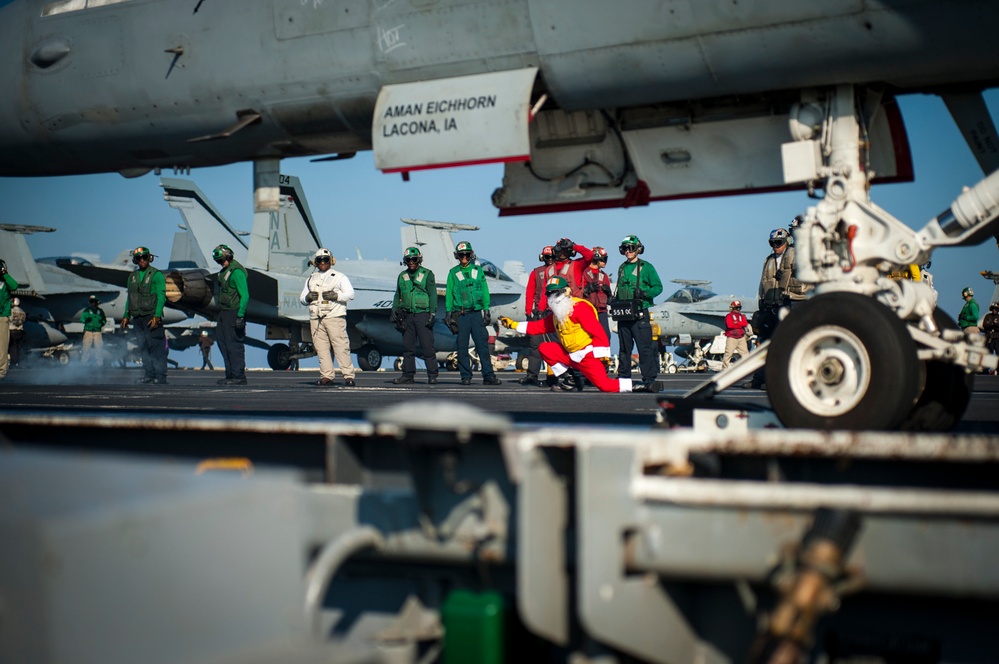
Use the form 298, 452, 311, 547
548, 293, 573, 324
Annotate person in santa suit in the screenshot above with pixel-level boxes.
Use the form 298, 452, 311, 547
499, 276, 633, 393
721, 300, 750, 369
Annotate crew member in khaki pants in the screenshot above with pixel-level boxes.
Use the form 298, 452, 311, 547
300, 248, 356, 387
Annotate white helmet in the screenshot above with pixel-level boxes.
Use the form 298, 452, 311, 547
11, 297, 19, 306
313, 248, 335, 266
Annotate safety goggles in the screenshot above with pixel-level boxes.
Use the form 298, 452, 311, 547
592, 257, 607, 264
456, 252, 473, 260
768, 239, 786, 248
315, 256, 332, 264
620, 244, 639, 253
404, 257, 421, 263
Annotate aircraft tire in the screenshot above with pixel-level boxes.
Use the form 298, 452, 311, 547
267, 343, 292, 371
766, 293, 919, 430
899, 309, 974, 431
666, 364, 678, 374
56, 351, 70, 365
357, 344, 382, 371
393, 357, 403, 371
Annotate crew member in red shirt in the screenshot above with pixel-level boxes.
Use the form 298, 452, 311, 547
581, 246, 612, 341
722, 300, 750, 369
520, 245, 556, 386
550, 237, 595, 297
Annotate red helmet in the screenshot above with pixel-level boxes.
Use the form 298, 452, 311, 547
730, 300, 742, 309
539, 246, 554, 262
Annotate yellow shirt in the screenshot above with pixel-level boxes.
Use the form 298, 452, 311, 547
555, 298, 599, 353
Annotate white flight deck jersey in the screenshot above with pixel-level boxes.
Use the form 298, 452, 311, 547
300, 269, 355, 319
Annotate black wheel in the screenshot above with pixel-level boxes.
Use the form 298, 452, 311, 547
516, 354, 528, 371
267, 343, 291, 371
56, 351, 70, 365
900, 309, 974, 431
357, 344, 382, 371
766, 293, 920, 430
393, 357, 403, 371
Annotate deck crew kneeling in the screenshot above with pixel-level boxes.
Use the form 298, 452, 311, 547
500, 276, 632, 393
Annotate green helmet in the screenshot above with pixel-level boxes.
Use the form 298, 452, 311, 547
545, 276, 570, 294
453, 241, 475, 260
131, 246, 152, 264
403, 246, 423, 265
212, 244, 234, 265
618, 235, 643, 255
962, 287, 974, 298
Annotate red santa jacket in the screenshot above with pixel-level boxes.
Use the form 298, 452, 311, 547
520, 298, 611, 357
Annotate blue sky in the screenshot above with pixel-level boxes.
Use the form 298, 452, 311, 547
1, 90, 997, 368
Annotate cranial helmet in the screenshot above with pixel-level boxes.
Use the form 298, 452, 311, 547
403, 246, 423, 263
992, 302, 999, 311
730, 300, 742, 310
453, 241, 475, 260
0, 259, 6, 274
539, 245, 554, 262
12, 297, 19, 306
212, 244, 234, 265
790, 215, 805, 229
314, 248, 335, 266
962, 287, 974, 298
131, 246, 153, 264
619, 235, 644, 255
768, 228, 789, 246
545, 276, 570, 294
592, 246, 608, 261
89, 294, 99, 304
201, 330, 208, 336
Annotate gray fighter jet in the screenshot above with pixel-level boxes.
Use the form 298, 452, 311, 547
648, 280, 758, 346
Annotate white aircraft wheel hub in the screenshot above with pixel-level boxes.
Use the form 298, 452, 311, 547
787, 326, 871, 417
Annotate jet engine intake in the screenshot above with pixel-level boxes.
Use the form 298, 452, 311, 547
165, 269, 213, 309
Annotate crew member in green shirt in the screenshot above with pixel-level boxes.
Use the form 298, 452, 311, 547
121, 246, 169, 384
212, 244, 249, 385
0, 258, 21, 380
391, 246, 439, 384
445, 241, 501, 386
80, 294, 108, 366
613, 235, 663, 392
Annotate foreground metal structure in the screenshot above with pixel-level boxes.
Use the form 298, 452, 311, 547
4, 404, 999, 664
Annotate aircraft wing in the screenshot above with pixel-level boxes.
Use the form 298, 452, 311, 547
57, 263, 131, 289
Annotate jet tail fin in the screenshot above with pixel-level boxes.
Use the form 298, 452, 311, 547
400, 218, 479, 279
0, 224, 50, 292
161, 178, 248, 268
246, 174, 322, 274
